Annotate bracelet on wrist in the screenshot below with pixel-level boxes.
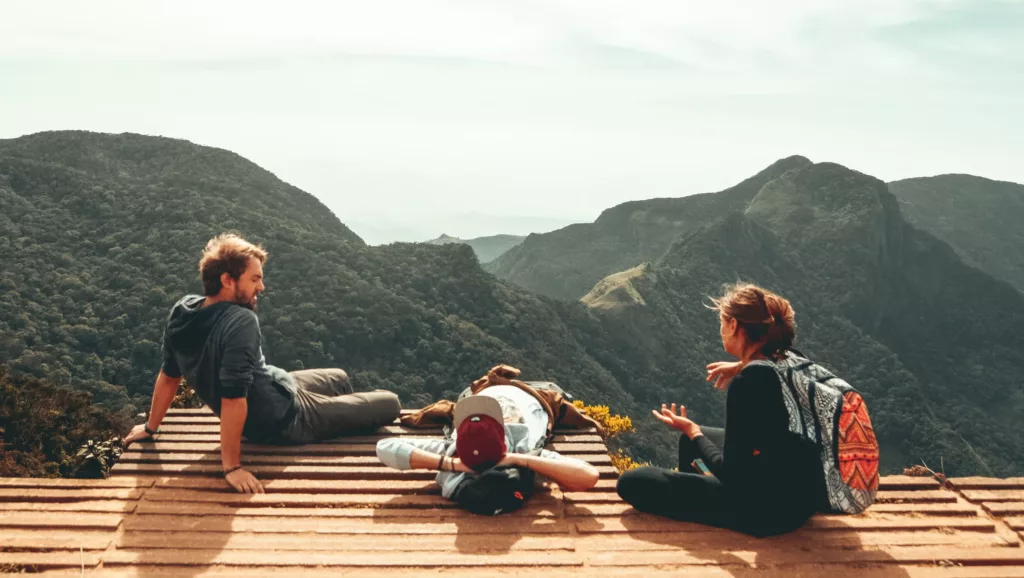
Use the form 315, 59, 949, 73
222, 465, 243, 477
436, 453, 445, 471
144, 424, 160, 436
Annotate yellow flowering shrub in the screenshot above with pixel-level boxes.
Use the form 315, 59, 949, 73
572, 400, 634, 437
609, 448, 648, 472
572, 400, 648, 472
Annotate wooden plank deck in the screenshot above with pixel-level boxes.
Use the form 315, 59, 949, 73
1, 408, 1022, 576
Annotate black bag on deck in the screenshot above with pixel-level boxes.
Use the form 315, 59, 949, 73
453, 465, 536, 516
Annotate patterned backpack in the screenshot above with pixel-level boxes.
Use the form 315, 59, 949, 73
749, 352, 880, 514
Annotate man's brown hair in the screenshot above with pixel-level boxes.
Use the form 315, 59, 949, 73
199, 234, 268, 296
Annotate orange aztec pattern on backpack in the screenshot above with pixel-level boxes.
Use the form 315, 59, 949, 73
836, 391, 879, 492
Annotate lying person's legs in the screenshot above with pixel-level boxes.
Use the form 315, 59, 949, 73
280, 368, 401, 443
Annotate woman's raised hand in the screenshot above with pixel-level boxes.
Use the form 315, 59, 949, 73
706, 360, 744, 391
652, 403, 702, 439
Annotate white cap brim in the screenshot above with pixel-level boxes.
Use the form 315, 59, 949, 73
453, 395, 504, 430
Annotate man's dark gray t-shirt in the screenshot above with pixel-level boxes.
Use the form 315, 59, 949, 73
160, 295, 298, 442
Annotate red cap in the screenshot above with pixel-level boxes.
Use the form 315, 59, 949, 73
456, 415, 506, 472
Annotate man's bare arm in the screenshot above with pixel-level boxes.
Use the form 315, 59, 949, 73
124, 370, 181, 445
220, 397, 264, 493
503, 453, 600, 492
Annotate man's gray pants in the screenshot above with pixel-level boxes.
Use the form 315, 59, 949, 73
278, 368, 401, 444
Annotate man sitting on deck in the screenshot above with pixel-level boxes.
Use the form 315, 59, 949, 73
124, 233, 401, 493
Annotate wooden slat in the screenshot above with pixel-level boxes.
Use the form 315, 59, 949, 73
111, 464, 437, 479
0, 488, 144, 502
141, 490, 457, 509
164, 407, 574, 418
573, 515, 998, 534
0, 530, 114, 551
1007, 518, 1024, 530
565, 489, 954, 504
574, 529, 1018, 550
165, 408, 216, 415
586, 547, 1024, 567
565, 502, 981, 518
156, 424, 597, 436
117, 451, 612, 466
877, 475, 940, 490
0, 551, 100, 570
134, 501, 560, 518
143, 476, 584, 493
130, 441, 610, 455
158, 424, 445, 435
139, 488, 561, 509
124, 514, 572, 534
950, 477, 1024, 490
118, 532, 574, 551
161, 408, 415, 417
110, 463, 619, 479
590, 479, 618, 491
0, 511, 124, 530
120, 453, 392, 465
0, 477, 156, 489
30, 566, 1024, 578
963, 489, 1024, 503
160, 416, 221, 424
982, 502, 1024, 516
563, 491, 622, 504
153, 478, 443, 493
0, 500, 137, 513
863, 503, 980, 516
876, 490, 957, 503
146, 432, 603, 444
806, 516, 997, 532
101, 549, 583, 567
806, 514, 999, 532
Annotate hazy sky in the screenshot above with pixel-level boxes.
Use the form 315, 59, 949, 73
2, 1, 1021, 244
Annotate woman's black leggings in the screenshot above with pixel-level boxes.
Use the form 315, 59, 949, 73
615, 428, 809, 537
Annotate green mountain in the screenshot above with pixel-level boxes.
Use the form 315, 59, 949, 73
486, 156, 813, 300
888, 175, 1024, 292
0, 130, 672, 460
3, 131, 1021, 476
424, 233, 526, 263
576, 162, 1024, 476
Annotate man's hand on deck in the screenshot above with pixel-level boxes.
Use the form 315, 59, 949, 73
123, 424, 153, 446
225, 468, 264, 494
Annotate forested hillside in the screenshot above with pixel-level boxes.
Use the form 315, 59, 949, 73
889, 175, 1024, 292
2, 131, 1022, 476
0, 131, 670, 465
576, 163, 1024, 476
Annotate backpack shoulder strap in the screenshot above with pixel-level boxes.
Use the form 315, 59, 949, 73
747, 357, 809, 437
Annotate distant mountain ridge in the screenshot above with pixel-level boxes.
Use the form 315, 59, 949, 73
424, 233, 525, 263
888, 174, 1024, 292
486, 156, 812, 300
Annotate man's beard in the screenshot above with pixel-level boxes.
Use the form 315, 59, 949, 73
234, 288, 258, 311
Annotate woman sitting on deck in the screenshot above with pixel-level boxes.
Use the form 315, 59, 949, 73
617, 282, 879, 536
